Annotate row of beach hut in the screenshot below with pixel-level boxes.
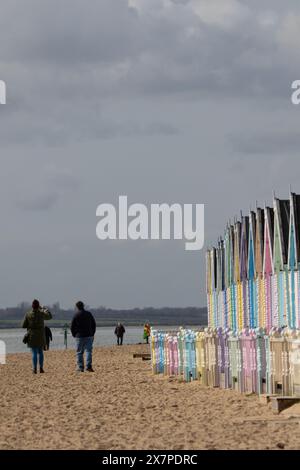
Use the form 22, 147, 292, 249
150, 327, 300, 397
150, 191, 300, 398
206, 192, 300, 331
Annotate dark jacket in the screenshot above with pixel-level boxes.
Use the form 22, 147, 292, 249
45, 326, 52, 342
22, 308, 52, 348
71, 310, 96, 338
115, 324, 125, 337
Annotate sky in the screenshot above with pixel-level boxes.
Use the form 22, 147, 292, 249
0, 0, 300, 309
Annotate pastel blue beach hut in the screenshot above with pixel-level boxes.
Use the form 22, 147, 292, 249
248, 211, 256, 327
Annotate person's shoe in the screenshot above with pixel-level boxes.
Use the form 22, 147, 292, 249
40, 368, 45, 373
33, 368, 37, 374
76, 368, 84, 372
86, 367, 94, 372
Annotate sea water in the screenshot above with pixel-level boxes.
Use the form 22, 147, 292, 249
0, 326, 190, 354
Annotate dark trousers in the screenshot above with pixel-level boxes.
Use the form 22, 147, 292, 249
76, 336, 94, 370
31, 348, 44, 370
117, 335, 123, 345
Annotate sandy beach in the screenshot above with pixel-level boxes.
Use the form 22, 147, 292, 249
0, 344, 300, 450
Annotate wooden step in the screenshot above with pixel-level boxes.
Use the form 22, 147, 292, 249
133, 353, 151, 359
142, 356, 151, 361
270, 396, 300, 414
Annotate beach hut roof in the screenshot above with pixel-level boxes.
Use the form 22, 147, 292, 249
263, 206, 274, 275
273, 198, 290, 269
288, 193, 300, 268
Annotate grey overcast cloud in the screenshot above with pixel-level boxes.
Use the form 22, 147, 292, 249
0, 0, 299, 308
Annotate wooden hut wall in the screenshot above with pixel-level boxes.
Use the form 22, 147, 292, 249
240, 216, 249, 282
248, 211, 256, 280
234, 222, 241, 283
255, 208, 264, 277
263, 207, 274, 276
248, 211, 256, 327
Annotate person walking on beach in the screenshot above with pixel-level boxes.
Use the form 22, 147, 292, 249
44, 326, 53, 351
71, 301, 96, 372
22, 299, 52, 374
114, 322, 125, 345
143, 323, 151, 344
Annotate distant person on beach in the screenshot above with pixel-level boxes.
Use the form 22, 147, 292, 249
143, 323, 151, 344
114, 322, 125, 345
44, 326, 52, 351
63, 323, 68, 349
22, 299, 52, 374
71, 301, 96, 372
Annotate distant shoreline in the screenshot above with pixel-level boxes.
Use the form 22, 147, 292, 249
0, 306, 208, 330
0, 321, 207, 329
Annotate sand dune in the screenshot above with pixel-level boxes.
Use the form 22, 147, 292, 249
0, 344, 299, 450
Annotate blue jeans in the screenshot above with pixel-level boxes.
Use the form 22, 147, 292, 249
75, 336, 94, 371
31, 348, 44, 370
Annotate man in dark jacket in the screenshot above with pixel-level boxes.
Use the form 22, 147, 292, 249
71, 301, 96, 372
114, 323, 125, 345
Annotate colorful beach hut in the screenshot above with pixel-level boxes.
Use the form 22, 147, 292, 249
263, 207, 274, 332
273, 198, 290, 327
248, 211, 256, 327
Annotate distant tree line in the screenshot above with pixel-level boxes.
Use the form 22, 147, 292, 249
0, 303, 207, 328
